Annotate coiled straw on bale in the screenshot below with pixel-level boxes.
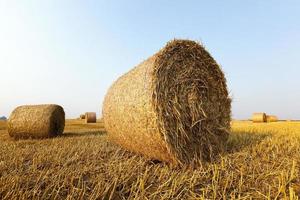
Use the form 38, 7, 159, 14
8, 104, 65, 138
252, 113, 267, 123
103, 39, 231, 166
266, 115, 278, 122
85, 112, 96, 123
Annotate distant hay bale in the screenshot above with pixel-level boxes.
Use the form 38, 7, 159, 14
85, 112, 96, 123
103, 39, 231, 166
80, 114, 85, 119
252, 113, 267, 123
8, 104, 65, 138
266, 115, 278, 122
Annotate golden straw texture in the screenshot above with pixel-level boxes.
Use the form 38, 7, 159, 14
103, 39, 231, 166
85, 112, 96, 123
8, 104, 65, 138
252, 113, 267, 123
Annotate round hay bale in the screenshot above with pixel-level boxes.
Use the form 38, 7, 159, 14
266, 115, 278, 122
80, 114, 86, 119
103, 39, 231, 166
85, 112, 96, 123
8, 104, 65, 138
252, 113, 267, 123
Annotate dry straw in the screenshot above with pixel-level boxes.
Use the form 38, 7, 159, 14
266, 115, 278, 122
103, 39, 231, 166
252, 113, 267, 123
8, 104, 65, 138
85, 112, 96, 123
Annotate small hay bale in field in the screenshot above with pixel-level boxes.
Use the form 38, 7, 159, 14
252, 113, 267, 123
103, 39, 231, 166
85, 112, 96, 123
8, 104, 65, 138
80, 114, 85, 119
266, 115, 278, 122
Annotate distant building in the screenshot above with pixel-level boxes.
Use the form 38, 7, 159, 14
0, 116, 7, 120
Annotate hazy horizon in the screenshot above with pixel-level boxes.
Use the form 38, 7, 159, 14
1, 1, 300, 120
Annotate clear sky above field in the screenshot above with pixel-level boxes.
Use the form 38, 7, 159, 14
1, 1, 300, 119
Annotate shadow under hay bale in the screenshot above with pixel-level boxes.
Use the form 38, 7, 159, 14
85, 112, 97, 123
62, 130, 106, 138
252, 113, 267, 123
8, 104, 65, 139
226, 132, 271, 153
103, 39, 231, 166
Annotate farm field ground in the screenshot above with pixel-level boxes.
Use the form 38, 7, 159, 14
1, 120, 300, 199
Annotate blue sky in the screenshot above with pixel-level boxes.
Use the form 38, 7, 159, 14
1, 0, 300, 119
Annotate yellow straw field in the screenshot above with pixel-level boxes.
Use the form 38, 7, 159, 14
0, 120, 300, 199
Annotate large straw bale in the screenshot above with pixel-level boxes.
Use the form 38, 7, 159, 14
8, 104, 65, 138
252, 113, 267, 123
103, 39, 231, 166
266, 115, 278, 122
85, 112, 96, 123
80, 114, 85, 119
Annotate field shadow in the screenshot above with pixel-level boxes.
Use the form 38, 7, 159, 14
2, 130, 107, 141
62, 130, 107, 138
225, 131, 272, 153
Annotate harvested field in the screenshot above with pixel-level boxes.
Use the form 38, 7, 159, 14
0, 120, 300, 199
